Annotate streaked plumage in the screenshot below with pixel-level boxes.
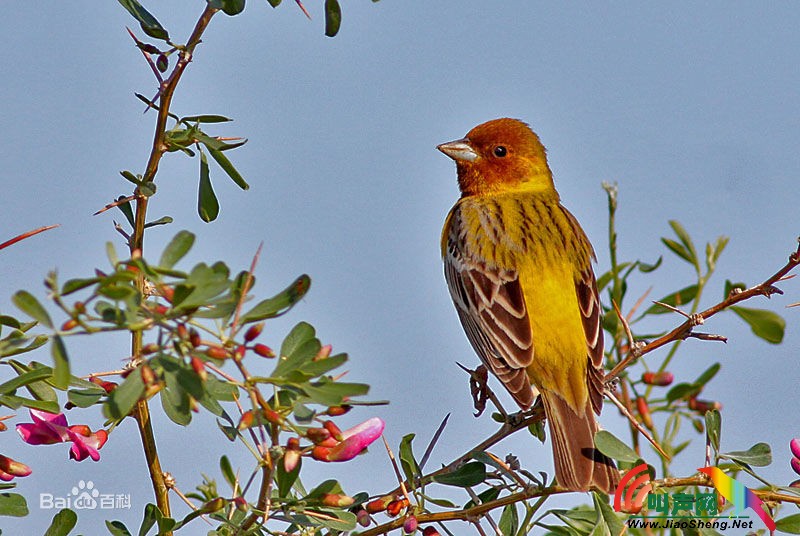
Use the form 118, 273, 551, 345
439, 118, 618, 493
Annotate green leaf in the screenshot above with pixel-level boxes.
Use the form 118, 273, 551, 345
0, 366, 53, 396
116, 196, 136, 228
240, 275, 311, 324
144, 216, 173, 229
159, 231, 195, 269
266, 0, 281, 6
301, 380, 368, 406
198, 150, 220, 222
0, 492, 28, 517
731, 306, 785, 344
399, 434, 419, 484
594, 431, 639, 463
272, 322, 317, 377
705, 409, 721, 454
104, 372, 145, 420
666, 381, 697, 402
324, 0, 342, 37
220, 456, 237, 491
720, 442, 772, 467
637, 256, 663, 273
68, 388, 105, 408
661, 237, 694, 265
498, 503, 518, 536
106, 520, 133, 536
44, 508, 78, 536
116, 0, 169, 40
593, 491, 624, 536
207, 147, 249, 190
643, 284, 698, 316
208, 0, 246, 16
120, 170, 140, 185
432, 461, 486, 487
0, 316, 21, 330
276, 454, 301, 498
668, 220, 698, 268
776, 512, 800, 534
13, 290, 52, 328
51, 335, 70, 389
138, 503, 157, 536
695, 363, 720, 387
180, 114, 232, 124
62, 277, 100, 295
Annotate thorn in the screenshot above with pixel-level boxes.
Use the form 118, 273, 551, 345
295, 0, 312, 19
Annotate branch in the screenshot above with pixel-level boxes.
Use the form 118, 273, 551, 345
606, 238, 800, 382
361, 473, 800, 536
126, 5, 220, 529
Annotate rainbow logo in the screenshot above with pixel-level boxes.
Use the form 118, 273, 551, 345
613, 463, 652, 513
697, 466, 775, 532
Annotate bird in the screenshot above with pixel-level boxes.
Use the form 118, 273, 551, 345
438, 117, 619, 493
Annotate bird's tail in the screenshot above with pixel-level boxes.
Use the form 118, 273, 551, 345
540, 391, 619, 494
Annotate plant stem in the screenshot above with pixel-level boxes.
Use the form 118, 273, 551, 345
127, 4, 219, 527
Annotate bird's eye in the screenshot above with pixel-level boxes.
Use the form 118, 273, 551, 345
493, 146, 507, 157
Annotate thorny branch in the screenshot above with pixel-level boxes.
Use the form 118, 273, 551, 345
606, 238, 800, 382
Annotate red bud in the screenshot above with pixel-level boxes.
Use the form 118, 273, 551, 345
189, 328, 201, 348
206, 346, 229, 360
233, 496, 248, 512
642, 371, 674, 386
154, 304, 169, 315
253, 344, 275, 358
422, 528, 442, 536
263, 408, 283, 425
306, 427, 332, 444
636, 397, 653, 429
311, 446, 332, 461
326, 405, 351, 416
386, 498, 409, 517
176, 324, 188, 340
238, 410, 255, 430
89, 376, 118, 394
323, 420, 343, 441
403, 515, 418, 534
321, 493, 354, 507
244, 323, 264, 342
688, 398, 722, 413
234, 345, 246, 360
313, 344, 332, 361
365, 496, 393, 514
159, 285, 174, 303
190, 356, 207, 381
142, 343, 159, 355
357, 508, 371, 527
61, 319, 78, 331
140, 364, 156, 386
74, 301, 86, 314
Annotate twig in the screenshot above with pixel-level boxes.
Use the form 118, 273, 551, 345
606, 239, 800, 382
127, 6, 221, 530
0, 225, 59, 251
230, 242, 263, 336
93, 195, 137, 216
605, 389, 669, 460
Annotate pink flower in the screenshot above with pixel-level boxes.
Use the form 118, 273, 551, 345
16, 410, 108, 462
0, 454, 31, 481
326, 417, 385, 462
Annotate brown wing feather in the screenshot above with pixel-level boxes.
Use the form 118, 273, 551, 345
444, 208, 536, 409
575, 268, 605, 415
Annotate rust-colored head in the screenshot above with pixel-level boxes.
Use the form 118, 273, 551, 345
438, 118, 555, 197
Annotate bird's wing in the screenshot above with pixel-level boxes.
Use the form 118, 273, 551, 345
564, 206, 606, 415
444, 210, 536, 409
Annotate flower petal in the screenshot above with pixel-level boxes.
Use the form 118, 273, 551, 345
327, 417, 385, 462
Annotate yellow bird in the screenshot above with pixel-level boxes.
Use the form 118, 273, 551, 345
439, 118, 619, 493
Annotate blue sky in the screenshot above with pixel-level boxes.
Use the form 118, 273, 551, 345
1, 2, 799, 533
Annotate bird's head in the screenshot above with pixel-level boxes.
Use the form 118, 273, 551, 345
437, 118, 556, 197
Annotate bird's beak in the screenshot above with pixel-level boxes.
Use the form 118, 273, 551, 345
437, 138, 478, 162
